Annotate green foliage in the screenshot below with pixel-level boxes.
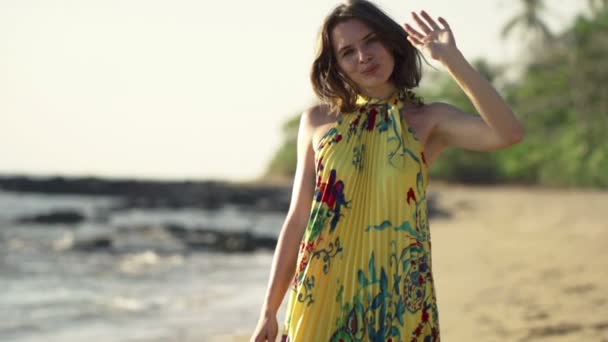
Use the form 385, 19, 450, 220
427, 148, 503, 184
262, 111, 301, 180
505, 8, 608, 187
264, 139, 298, 179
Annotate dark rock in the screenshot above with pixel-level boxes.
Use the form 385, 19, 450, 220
16, 210, 86, 225
0, 176, 290, 213
72, 237, 112, 252
254, 235, 278, 250
50, 222, 277, 254
165, 224, 276, 253
221, 232, 256, 253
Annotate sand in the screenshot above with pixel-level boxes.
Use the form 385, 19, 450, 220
227, 183, 608, 341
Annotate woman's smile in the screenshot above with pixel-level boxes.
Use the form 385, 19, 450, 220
361, 64, 380, 75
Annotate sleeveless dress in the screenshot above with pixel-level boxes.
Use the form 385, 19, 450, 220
280, 88, 440, 342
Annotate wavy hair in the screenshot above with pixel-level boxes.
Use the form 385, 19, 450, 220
311, 0, 425, 114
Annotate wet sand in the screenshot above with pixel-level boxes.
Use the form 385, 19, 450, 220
224, 183, 608, 341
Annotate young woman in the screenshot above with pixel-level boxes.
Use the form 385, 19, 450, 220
252, 1, 524, 341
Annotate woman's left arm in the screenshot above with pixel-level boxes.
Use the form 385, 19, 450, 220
405, 10, 525, 151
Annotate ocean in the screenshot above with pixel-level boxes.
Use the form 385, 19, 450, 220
0, 190, 284, 341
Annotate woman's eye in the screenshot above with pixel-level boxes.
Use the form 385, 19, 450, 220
342, 49, 353, 57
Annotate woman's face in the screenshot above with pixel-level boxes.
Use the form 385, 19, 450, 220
331, 19, 395, 95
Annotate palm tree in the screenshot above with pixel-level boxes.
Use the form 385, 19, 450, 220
501, 0, 554, 46
588, 0, 608, 17
588, 0, 608, 11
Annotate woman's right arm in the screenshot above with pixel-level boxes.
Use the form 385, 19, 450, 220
251, 107, 319, 342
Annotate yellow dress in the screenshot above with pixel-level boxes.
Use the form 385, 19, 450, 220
280, 88, 440, 342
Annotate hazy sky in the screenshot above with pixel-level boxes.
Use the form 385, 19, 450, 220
0, 0, 587, 182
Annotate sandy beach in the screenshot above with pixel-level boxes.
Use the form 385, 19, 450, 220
229, 183, 608, 342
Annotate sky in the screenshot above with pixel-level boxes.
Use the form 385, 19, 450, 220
0, 0, 588, 182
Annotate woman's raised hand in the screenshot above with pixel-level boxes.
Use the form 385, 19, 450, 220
404, 10, 459, 63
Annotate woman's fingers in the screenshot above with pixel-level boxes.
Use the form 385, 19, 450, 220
253, 331, 275, 342
404, 23, 425, 42
419, 10, 441, 31
251, 319, 277, 342
411, 11, 432, 34
407, 35, 423, 49
438, 16, 451, 31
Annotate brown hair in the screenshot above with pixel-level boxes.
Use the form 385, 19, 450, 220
311, 0, 425, 114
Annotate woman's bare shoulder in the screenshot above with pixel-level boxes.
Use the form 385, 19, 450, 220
304, 103, 338, 126
308, 103, 334, 116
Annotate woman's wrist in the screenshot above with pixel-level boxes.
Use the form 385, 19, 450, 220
261, 303, 278, 316
440, 48, 466, 70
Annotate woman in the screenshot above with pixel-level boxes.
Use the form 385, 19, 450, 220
252, 1, 524, 341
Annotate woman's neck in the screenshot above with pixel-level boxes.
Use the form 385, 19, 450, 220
359, 82, 397, 100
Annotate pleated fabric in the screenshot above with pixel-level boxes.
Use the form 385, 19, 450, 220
281, 88, 440, 342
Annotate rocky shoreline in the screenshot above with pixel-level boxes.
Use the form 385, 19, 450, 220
0, 175, 292, 212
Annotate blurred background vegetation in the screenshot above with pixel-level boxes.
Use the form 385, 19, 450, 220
263, 1, 608, 188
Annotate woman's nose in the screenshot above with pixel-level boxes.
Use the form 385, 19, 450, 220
358, 48, 372, 63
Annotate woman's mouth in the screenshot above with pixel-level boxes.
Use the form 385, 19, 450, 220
362, 64, 379, 75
